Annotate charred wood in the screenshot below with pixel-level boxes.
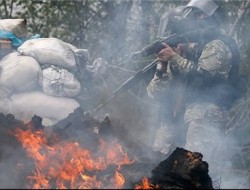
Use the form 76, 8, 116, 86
143, 147, 213, 189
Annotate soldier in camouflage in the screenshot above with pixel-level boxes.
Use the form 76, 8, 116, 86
147, 0, 241, 167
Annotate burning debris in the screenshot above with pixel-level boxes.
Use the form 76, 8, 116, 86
10, 112, 135, 189
0, 109, 213, 189
135, 148, 213, 189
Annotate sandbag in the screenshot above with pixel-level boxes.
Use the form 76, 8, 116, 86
0, 19, 27, 38
42, 66, 81, 98
0, 52, 42, 99
17, 37, 79, 71
7, 91, 80, 126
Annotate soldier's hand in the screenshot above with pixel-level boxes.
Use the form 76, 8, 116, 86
157, 43, 176, 62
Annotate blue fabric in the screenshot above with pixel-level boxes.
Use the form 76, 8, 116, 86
30, 33, 41, 39
0, 30, 40, 47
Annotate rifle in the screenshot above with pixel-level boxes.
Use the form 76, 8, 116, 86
91, 33, 189, 113
131, 33, 188, 60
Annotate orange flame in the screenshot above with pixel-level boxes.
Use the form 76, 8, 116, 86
135, 177, 160, 189
12, 126, 135, 189
113, 170, 125, 188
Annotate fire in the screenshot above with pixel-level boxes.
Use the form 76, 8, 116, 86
12, 124, 135, 189
134, 177, 160, 189
113, 170, 125, 188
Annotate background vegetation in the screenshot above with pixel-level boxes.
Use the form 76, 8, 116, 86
1, 0, 249, 75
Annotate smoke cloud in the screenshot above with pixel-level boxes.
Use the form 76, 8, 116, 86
0, 1, 249, 189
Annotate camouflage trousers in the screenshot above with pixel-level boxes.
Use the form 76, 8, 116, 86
184, 102, 249, 187
153, 102, 229, 161
184, 102, 229, 161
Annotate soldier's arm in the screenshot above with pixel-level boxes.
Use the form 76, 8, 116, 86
196, 40, 232, 81
147, 40, 232, 100
168, 40, 232, 82
147, 62, 174, 100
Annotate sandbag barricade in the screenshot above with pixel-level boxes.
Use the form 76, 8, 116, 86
0, 36, 89, 126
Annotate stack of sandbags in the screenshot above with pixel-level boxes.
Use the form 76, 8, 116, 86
18, 37, 89, 97
0, 37, 89, 126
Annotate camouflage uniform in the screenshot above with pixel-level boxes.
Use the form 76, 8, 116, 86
147, 39, 233, 160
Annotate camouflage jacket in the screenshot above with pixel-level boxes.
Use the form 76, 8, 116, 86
147, 39, 235, 108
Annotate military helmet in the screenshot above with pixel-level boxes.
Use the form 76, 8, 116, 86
182, 0, 223, 33
184, 0, 219, 18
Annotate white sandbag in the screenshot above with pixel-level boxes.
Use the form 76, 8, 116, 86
8, 91, 80, 126
42, 66, 81, 98
0, 52, 42, 99
0, 19, 27, 38
17, 38, 79, 71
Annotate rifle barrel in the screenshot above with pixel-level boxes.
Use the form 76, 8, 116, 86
91, 59, 159, 114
